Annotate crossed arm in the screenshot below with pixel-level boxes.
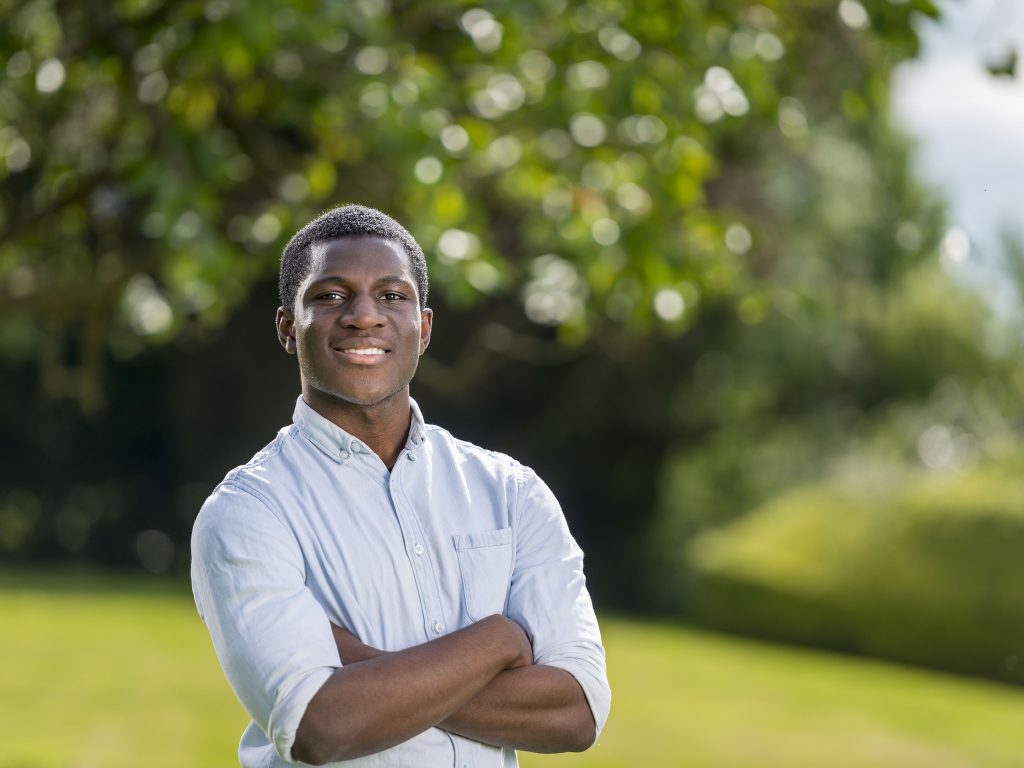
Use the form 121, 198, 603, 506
193, 479, 608, 765
292, 616, 596, 765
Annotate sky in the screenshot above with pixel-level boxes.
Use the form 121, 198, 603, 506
891, 0, 1024, 306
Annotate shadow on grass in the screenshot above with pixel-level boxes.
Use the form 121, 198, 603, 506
0, 565, 192, 597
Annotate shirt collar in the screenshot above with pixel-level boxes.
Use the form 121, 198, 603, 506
407, 398, 427, 447
292, 395, 427, 463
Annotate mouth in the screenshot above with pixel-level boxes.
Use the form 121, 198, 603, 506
332, 342, 390, 364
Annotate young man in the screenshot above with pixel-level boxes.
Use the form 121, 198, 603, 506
191, 205, 610, 766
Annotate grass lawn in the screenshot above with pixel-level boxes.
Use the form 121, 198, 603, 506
3, 570, 1023, 767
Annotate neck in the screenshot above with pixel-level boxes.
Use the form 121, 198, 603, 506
304, 389, 412, 470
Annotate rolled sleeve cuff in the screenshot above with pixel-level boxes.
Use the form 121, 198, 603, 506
538, 649, 611, 745
267, 667, 337, 763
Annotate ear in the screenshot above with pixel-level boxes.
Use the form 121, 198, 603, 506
276, 306, 297, 354
418, 307, 433, 355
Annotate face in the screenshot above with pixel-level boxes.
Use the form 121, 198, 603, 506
276, 236, 432, 414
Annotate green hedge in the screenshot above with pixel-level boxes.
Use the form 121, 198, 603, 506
686, 467, 1024, 682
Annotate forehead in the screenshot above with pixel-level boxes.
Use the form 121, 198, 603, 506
306, 236, 413, 281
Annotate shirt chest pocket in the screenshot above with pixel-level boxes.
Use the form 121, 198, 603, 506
452, 527, 514, 621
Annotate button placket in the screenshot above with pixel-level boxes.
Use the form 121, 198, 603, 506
389, 462, 448, 643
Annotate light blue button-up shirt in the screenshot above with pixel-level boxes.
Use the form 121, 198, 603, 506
191, 396, 610, 767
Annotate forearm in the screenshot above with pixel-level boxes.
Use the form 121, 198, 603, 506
442, 664, 596, 753
294, 615, 527, 765
331, 623, 595, 753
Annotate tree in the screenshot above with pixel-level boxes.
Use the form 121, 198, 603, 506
1, 0, 937, 409
9, 1, 988, 613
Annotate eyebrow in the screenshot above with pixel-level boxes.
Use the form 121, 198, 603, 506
375, 275, 412, 286
306, 275, 415, 289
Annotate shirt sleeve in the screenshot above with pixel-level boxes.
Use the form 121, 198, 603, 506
191, 482, 340, 763
505, 467, 611, 744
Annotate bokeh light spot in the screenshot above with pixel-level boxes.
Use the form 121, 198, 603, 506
653, 288, 686, 321
570, 113, 607, 147
414, 156, 443, 184
838, 0, 870, 30
36, 58, 66, 93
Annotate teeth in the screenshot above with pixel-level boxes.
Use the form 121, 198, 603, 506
345, 347, 385, 355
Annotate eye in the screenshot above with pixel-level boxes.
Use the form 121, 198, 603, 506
381, 291, 406, 301
316, 291, 345, 301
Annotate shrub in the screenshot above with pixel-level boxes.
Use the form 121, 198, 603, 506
687, 467, 1024, 682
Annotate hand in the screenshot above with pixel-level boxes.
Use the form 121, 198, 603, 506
330, 623, 387, 665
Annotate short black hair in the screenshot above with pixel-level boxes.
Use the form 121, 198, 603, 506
279, 204, 429, 310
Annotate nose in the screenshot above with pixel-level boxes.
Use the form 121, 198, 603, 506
340, 292, 385, 329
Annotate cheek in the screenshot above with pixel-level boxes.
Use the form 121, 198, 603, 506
295, 315, 327, 341
294, 327, 330, 361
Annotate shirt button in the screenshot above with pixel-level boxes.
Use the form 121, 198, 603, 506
413, 543, 424, 556
407, 452, 417, 461
432, 621, 444, 635
339, 450, 350, 460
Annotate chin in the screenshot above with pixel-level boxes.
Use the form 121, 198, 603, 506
312, 383, 405, 410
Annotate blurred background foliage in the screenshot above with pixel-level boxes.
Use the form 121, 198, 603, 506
3, 0, 1023, 688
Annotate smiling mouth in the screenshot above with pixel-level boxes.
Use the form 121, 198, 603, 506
333, 345, 389, 363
